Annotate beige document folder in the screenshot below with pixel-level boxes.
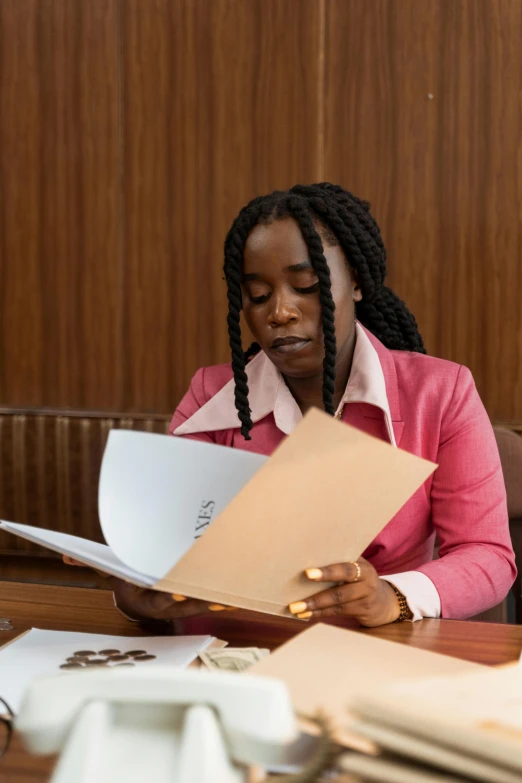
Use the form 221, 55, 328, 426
1, 409, 436, 617
155, 409, 436, 614
250, 624, 483, 746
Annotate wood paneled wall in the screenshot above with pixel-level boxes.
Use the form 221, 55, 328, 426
1, 0, 521, 421
0, 0, 122, 410
121, 0, 323, 411
324, 0, 522, 422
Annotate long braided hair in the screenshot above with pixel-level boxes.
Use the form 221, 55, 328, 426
224, 183, 425, 440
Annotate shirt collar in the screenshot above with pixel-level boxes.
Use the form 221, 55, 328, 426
174, 322, 396, 446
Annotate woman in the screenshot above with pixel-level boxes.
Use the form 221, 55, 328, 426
69, 183, 516, 626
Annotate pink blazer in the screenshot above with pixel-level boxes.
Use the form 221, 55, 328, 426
170, 328, 515, 619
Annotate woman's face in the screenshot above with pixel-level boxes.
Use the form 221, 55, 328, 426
241, 218, 362, 378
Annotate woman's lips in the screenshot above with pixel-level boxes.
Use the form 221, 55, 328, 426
270, 337, 311, 354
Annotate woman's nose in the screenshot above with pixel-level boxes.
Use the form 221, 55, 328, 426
268, 291, 300, 327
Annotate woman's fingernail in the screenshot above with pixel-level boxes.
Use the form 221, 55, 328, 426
306, 568, 323, 580
209, 604, 226, 611
172, 594, 187, 602
297, 611, 312, 620
289, 601, 308, 615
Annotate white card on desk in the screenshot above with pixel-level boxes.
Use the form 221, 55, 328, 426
0, 629, 216, 714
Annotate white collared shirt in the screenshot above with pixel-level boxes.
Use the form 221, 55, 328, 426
174, 322, 397, 440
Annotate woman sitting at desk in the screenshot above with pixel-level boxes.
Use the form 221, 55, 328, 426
68, 183, 516, 626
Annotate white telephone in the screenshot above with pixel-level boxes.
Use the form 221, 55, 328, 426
16, 666, 320, 783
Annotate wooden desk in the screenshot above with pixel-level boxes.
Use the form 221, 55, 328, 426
3, 581, 522, 782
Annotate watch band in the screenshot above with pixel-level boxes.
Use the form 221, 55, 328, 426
387, 582, 413, 622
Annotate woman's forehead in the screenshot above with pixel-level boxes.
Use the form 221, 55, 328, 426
244, 218, 307, 258
243, 217, 345, 275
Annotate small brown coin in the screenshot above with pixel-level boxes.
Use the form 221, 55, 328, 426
134, 654, 156, 661
99, 649, 120, 655
125, 650, 147, 656
74, 650, 96, 656
107, 654, 129, 662
84, 660, 108, 666
60, 663, 84, 670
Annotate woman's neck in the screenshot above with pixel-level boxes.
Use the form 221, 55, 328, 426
283, 333, 356, 416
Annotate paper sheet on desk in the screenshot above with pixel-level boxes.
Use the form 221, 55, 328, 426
250, 624, 484, 749
0, 629, 216, 714
1, 410, 437, 615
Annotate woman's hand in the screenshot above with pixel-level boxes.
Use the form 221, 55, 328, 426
108, 580, 223, 623
288, 558, 401, 627
62, 557, 232, 622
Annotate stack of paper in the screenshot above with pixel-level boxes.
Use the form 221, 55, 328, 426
0, 629, 217, 713
0, 409, 436, 617
344, 664, 522, 782
252, 624, 522, 781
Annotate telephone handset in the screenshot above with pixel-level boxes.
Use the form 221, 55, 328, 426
16, 666, 320, 783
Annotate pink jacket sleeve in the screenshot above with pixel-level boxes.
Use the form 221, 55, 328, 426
416, 366, 516, 618
169, 368, 216, 443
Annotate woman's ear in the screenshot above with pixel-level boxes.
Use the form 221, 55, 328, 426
351, 270, 363, 302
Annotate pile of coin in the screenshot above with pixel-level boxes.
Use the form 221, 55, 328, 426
59, 649, 156, 670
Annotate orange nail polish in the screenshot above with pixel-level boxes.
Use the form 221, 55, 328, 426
208, 604, 226, 611
306, 568, 323, 580
172, 594, 187, 602
297, 611, 312, 620
289, 601, 307, 615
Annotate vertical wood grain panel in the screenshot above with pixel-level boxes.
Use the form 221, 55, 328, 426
121, 0, 322, 412
0, 0, 121, 409
324, 0, 522, 420
1, 0, 520, 425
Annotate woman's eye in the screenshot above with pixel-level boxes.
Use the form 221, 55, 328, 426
247, 281, 318, 304
249, 292, 270, 304
295, 283, 319, 294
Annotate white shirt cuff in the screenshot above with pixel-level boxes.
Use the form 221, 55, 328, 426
380, 571, 441, 622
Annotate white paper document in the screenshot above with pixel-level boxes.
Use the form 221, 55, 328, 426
0, 629, 216, 713
1, 431, 267, 586
0, 525, 158, 586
